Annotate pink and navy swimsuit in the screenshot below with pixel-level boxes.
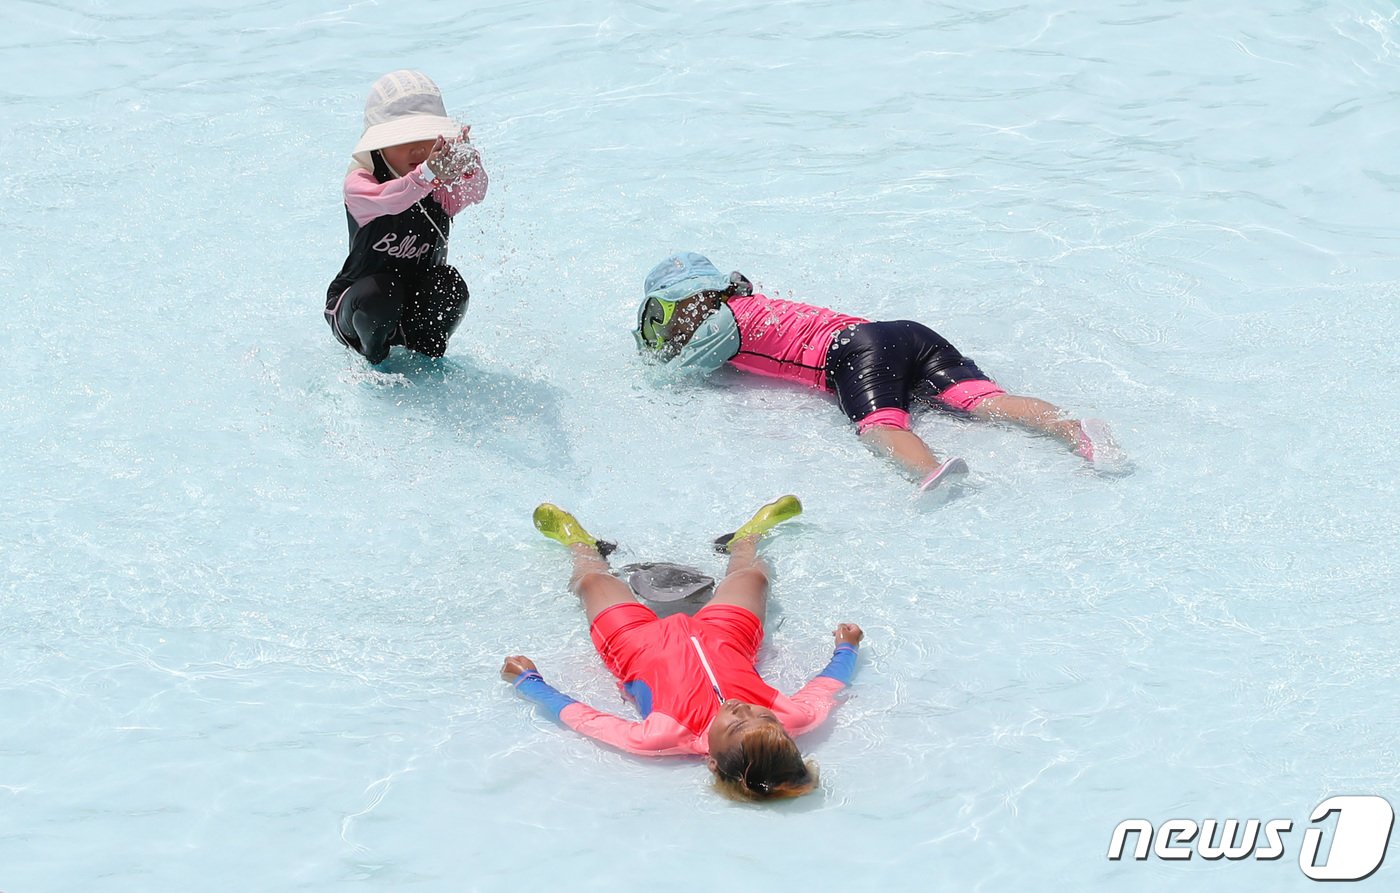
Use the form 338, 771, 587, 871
512, 602, 856, 756
725, 293, 1006, 433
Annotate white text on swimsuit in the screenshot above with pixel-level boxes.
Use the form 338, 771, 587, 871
372, 232, 432, 260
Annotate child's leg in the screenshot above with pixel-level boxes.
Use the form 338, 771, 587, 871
707, 534, 770, 621
970, 394, 1082, 448
400, 266, 469, 358
828, 322, 963, 482
567, 543, 639, 624
858, 424, 943, 480
335, 273, 405, 365
533, 503, 633, 622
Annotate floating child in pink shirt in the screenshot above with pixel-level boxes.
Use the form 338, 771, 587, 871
634, 252, 1125, 494
503, 496, 862, 801
325, 70, 489, 364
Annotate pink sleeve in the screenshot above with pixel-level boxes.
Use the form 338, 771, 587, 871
559, 703, 699, 756
343, 168, 435, 227
772, 677, 845, 737
433, 162, 489, 216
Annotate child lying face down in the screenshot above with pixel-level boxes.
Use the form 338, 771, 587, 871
635, 252, 1126, 494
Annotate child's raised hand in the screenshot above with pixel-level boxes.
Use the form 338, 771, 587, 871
833, 623, 864, 647
425, 128, 480, 183
501, 655, 539, 681
424, 135, 451, 179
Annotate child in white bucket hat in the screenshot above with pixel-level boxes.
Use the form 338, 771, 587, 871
325, 70, 489, 364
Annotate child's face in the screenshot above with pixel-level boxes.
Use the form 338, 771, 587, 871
706, 699, 783, 755
380, 139, 437, 177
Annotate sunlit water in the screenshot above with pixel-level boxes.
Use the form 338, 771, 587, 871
4, 1, 1400, 891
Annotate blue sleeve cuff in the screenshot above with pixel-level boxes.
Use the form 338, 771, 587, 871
513, 672, 578, 722
816, 643, 858, 685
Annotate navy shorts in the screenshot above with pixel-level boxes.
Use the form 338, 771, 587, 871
822, 320, 1000, 425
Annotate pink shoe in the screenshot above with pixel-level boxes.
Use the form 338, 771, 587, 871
1075, 419, 1128, 472
918, 457, 969, 497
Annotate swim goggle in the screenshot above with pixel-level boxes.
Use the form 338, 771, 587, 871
635, 296, 680, 352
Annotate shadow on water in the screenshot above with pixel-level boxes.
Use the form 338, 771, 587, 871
363, 349, 575, 471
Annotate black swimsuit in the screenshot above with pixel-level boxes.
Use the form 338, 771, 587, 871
324, 152, 469, 363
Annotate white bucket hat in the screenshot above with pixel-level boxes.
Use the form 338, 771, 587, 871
350, 70, 460, 170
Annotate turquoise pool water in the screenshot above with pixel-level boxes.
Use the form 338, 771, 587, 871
4, 1, 1399, 890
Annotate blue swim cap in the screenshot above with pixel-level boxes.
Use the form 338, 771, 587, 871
635, 251, 737, 357
643, 252, 733, 304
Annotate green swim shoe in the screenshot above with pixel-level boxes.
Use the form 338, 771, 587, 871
713, 494, 803, 552
533, 504, 616, 556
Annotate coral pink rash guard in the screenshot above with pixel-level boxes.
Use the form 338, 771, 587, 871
726, 293, 868, 390
513, 612, 857, 757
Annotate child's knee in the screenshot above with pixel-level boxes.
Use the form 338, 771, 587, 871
719, 566, 769, 594
573, 571, 618, 598
352, 310, 396, 364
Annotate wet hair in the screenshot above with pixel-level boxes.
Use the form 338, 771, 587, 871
710, 723, 819, 802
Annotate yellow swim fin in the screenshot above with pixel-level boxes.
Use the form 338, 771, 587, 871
533, 504, 616, 556
713, 495, 802, 552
